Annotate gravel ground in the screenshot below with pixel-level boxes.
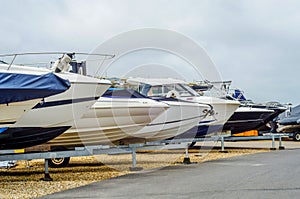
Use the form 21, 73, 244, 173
0, 148, 269, 199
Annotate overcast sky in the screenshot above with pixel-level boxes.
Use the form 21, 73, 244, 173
0, 0, 299, 105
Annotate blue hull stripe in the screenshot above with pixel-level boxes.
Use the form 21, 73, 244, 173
0, 122, 16, 125
0, 127, 8, 134
33, 96, 99, 109
198, 120, 216, 124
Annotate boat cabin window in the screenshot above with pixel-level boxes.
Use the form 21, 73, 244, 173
180, 84, 200, 97
140, 83, 199, 97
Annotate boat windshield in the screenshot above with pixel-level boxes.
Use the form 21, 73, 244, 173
139, 83, 199, 97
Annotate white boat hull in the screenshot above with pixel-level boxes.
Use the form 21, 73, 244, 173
0, 64, 63, 127
174, 96, 240, 138
0, 99, 41, 127
183, 96, 240, 126
47, 98, 169, 147
0, 64, 111, 149
122, 100, 211, 142
12, 72, 111, 128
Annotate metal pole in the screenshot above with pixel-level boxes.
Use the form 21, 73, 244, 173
279, 135, 285, 150
279, 135, 282, 147
183, 143, 191, 164
270, 134, 276, 150
132, 147, 137, 168
185, 146, 189, 158
7, 54, 17, 70
219, 135, 228, 153
221, 136, 225, 152
129, 146, 143, 171
40, 159, 53, 181
45, 159, 49, 173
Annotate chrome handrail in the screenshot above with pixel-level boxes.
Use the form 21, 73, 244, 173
0, 52, 115, 71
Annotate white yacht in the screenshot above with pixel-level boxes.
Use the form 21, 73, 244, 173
0, 54, 111, 149
47, 89, 170, 147
121, 78, 214, 141
127, 78, 240, 138
0, 62, 71, 127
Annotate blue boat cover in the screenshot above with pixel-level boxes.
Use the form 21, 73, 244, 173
0, 72, 71, 104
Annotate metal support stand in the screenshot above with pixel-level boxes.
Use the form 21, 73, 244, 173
219, 136, 228, 153
40, 159, 53, 181
129, 146, 143, 171
278, 135, 285, 150
270, 134, 276, 150
183, 143, 191, 164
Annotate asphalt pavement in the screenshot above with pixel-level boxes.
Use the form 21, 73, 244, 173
40, 148, 300, 199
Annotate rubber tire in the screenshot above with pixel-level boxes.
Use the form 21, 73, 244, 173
48, 157, 70, 168
48, 146, 70, 168
293, 132, 300, 141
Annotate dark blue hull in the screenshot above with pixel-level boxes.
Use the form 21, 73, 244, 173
174, 124, 224, 139
224, 107, 285, 134
0, 126, 70, 149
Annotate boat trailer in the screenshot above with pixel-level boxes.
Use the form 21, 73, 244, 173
0, 134, 287, 181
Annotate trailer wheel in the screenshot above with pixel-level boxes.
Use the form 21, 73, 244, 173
49, 157, 70, 168
49, 147, 70, 168
293, 132, 300, 141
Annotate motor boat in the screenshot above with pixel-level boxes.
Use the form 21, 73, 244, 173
0, 54, 111, 149
127, 78, 239, 139
277, 117, 300, 133
0, 66, 71, 127
191, 83, 286, 135
47, 88, 170, 147
277, 105, 300, 134
124, 78, 214, 141
128, 98, 211, 142
223, 106, 275, 134
223, 89, 287, 134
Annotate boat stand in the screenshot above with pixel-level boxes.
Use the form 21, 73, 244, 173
129, 144, 143, 171
218, 134, 286, 151
219, 135, 229, 153
183, 143, 192, 164
270, 134, 277, 150
40, 159, 53, 181
278, 135, 285, 150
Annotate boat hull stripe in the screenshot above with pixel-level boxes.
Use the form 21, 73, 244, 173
33, 96, 99, 109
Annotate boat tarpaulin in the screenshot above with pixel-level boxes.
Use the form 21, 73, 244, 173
0, 72, 71, 104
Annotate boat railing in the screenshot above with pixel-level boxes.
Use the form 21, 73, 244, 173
192, 80, 232, 98
0, 52, 115, 72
